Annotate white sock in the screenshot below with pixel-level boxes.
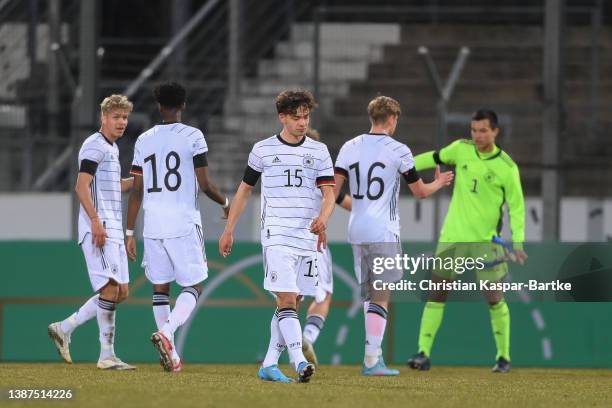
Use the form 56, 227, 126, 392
152, 292, 179, 360
262, 309, 286, 367
277, 308, 306, 371
303, 314, 325, 344
364, 303, 388, 368
152, 292, 170, 329
161, 287, 198, 338
97, 297, 116, 360
60, 294, 99, 335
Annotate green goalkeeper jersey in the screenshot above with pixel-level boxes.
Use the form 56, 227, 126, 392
414, 139, 525, 246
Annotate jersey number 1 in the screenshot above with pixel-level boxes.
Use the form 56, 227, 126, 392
144, 152, 182, 193
470, 178, 478, 193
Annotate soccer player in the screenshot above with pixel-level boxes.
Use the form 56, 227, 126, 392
48, 94, 136, 370
301, 127, 352, 366
334, 96, 453, 376
406, 109, 527, 373
125, 82, 229, 372
219, 89, 335, 383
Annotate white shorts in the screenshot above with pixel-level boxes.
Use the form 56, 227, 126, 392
80, 234, 129, 292
314, 247, 333, 302
142, 225, 208, 287
263, 246, 318, 297
352, 240, 404, 286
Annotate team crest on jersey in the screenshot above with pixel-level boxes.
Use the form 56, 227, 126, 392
484, 171, 496, 183
303, 154, 315, 168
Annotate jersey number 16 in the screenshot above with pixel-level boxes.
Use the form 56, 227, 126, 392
349, 161, 385, 200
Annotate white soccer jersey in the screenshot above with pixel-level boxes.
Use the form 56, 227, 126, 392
335, 133, 415, 244
131, 122, 208, 239
245, 135, 335, 255
78, 132, 124, 244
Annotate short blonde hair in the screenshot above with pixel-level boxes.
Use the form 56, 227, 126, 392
306, 127, 320, 141
100, 94, 133, 114
367, 96, 401, 124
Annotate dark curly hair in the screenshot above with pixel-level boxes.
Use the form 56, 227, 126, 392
153, 81, 186, 109
275, 89, 317, 115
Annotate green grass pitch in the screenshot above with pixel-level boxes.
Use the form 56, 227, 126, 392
1, 363, 611, 408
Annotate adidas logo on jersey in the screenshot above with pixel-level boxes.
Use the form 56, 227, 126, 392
272, 156, 281, 163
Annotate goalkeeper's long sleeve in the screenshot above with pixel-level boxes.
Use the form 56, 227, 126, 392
414, 151, 437, 171
504, 164, 526, 248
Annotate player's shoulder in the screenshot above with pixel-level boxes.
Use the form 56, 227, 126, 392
382, 136, 412, 154
178, 123, 204, 139
303, 137, 330, 155
497, 149, 517, 169
135, 126, 157, 143
446, 138, 475, 157
452, 138, 474, 148
339, 134, 367, 151
81, 132, 109, 149
252, 134, 281, 152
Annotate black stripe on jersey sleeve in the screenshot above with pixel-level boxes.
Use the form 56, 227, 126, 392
79, 159, 99, 176
130, 165, 143, 175
402, 167, 421, 184
433, 151, 444, 165
334, 166, 348, 178
316, 175, 335, 187
335, 191, 347, 205
193, 152, 208, 168
243, 165, 262, 186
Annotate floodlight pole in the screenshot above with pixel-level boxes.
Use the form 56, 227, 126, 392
542, 0, 564, 241
418, 46, 470, 240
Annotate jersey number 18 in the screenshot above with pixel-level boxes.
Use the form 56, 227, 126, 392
144, 151, 182, 193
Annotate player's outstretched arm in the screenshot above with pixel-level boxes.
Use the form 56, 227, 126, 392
413, 140, 461, 171
219, 182, 252, 257
195, 166, 230, 218
407, 165, 454, 199
125, 175, 143, 261
75, 172, 107, 248
414, 151, 439, 171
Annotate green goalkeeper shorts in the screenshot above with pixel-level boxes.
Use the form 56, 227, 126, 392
431, 242, 508, 283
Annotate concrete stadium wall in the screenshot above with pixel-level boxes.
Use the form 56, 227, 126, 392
1, 193, 612, 242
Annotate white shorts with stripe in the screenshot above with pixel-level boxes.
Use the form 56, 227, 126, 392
80, 234, 129, 292
263, 246, 318, 297
314, 246, 333, 303
142, 224, 208, 287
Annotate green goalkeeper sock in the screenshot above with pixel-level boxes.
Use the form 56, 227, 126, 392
489, 300, 511, 360
417, 301, 446, 357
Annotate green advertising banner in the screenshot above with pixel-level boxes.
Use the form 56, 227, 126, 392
1, 241, 611, 367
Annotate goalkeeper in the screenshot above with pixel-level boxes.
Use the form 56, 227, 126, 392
407, 109, 527, 373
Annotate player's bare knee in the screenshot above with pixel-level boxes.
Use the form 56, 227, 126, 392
99, 280, 120, 302
276, 292, 298, 309
485, 290, 504, 305
428, 290, 449, 303
117, 284, 129, 303
153, 283, 170, 295
189, 283, 203, 296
